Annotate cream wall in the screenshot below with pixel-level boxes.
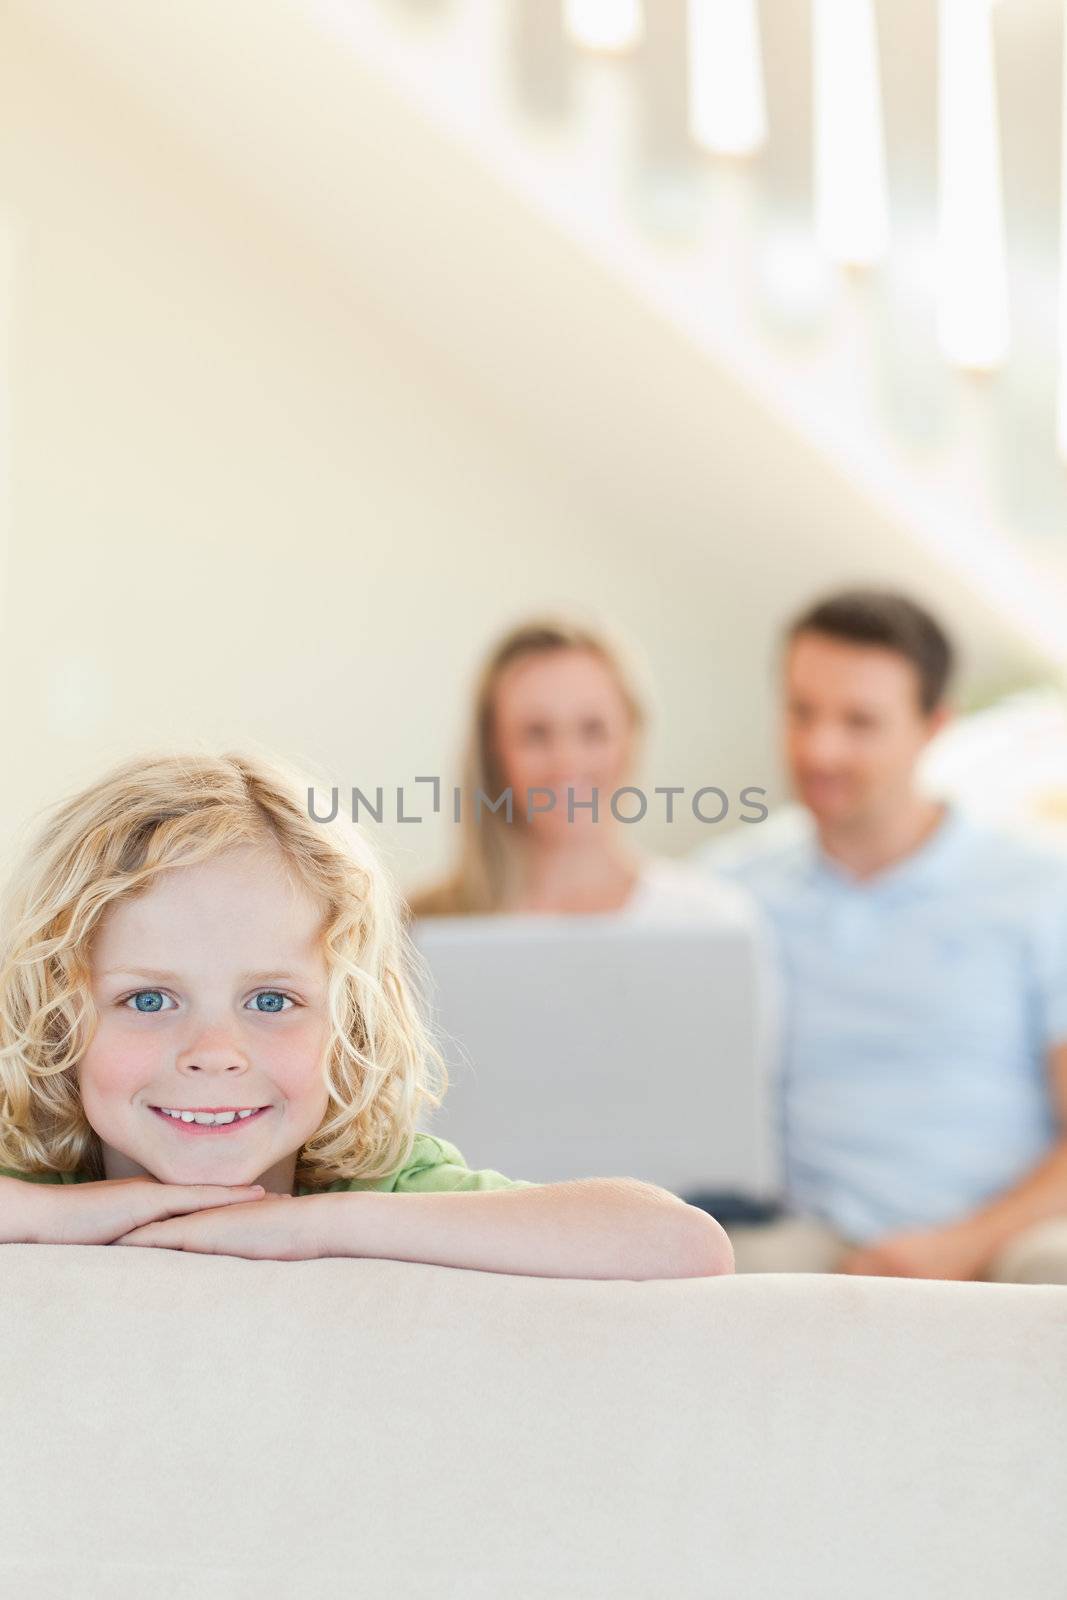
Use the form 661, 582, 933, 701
0, 6, 1053, 892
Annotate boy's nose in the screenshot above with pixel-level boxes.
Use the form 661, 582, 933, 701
176, 1030, 251, 1074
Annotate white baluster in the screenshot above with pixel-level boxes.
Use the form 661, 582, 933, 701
564, 0, 643, 55
1058, 0, 1067, 456
813, 0, 888, 266
687, 0, 766, 157
937, 0, 1009, 369
0, 219, 12, 633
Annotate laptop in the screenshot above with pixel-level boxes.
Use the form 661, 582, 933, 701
411, 915, 781, 1204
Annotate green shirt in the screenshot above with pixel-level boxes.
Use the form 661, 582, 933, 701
0, 1132, 536, 1196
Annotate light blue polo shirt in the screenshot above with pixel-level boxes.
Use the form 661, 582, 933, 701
710, 806, 1067, 1243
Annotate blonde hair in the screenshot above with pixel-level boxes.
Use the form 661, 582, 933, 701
409, 615, 648, 917
0, 747, 446, 1187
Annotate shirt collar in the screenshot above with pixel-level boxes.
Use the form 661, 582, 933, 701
804, 802, 971, 897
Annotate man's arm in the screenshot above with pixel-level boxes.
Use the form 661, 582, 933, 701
947, 1040, 1067, 1267
308, 1177, 735, 1281
842, 1043, 1067, 1279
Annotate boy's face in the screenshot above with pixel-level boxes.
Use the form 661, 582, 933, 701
81, 844, 332, 1194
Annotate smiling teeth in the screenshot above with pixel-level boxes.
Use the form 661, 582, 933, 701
158, 1108, 258, 1125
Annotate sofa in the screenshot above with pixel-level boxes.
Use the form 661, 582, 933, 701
0, 1243, 1064, 1599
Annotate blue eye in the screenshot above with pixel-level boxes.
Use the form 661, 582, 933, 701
126, 990, 174, 1014
247, 991, 293, 1014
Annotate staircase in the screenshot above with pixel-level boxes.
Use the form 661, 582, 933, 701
12, 0, 1067, 674
309, 0, 1067, 663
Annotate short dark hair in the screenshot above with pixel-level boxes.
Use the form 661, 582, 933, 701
786, 588, 954, 714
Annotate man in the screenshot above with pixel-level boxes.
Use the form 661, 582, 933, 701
707, 588, 1067, 1282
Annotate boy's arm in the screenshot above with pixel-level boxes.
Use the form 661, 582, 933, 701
0, 1175, 47, 1244
307, 1177, 734, 1281
0, 1172, 267, 1245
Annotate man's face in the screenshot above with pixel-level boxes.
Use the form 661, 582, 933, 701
783, 631, 946, 828
81, 844, 332, 1192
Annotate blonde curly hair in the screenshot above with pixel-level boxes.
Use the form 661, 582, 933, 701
0, 746, 446, 1187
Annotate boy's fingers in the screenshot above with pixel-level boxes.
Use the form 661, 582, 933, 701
190, 1186, 266, 1199
115, 1184, 265, 1231
158, 1185, 265, 1214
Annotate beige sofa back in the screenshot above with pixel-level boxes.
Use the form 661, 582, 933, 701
1, 1244, 1064, 1598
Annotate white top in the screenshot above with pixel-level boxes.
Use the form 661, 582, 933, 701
624, 855, 763, 932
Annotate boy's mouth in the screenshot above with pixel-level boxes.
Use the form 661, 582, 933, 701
148, 1105, 271, 1134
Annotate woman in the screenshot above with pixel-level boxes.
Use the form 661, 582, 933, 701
408, 615, 755, 925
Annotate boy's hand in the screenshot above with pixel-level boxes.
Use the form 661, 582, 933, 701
1, 1173, 266, 1247
115, 1192, 327, 1260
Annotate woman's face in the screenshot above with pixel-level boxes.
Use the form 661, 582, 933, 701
80, 844, 332, 1193
490, 648, 636, 839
